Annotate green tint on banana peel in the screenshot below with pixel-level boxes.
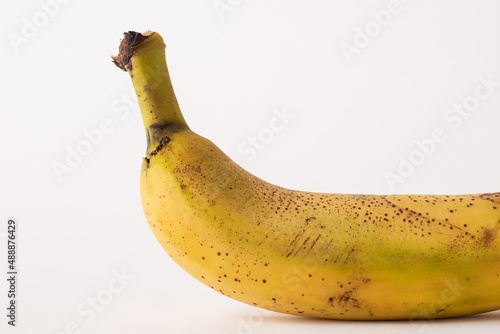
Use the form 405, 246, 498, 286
113, 31, 500, 320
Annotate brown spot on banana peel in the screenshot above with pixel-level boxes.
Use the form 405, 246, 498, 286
328, 291, 361, 309
327, 277, 372, 312
144, 122, 186, 165
481, 227, 497, 247
307, 234, 321, 253
149, 123, 182, 143
434, 308, 445, 316
149, 136, 171, 158
144, 135, 170, 165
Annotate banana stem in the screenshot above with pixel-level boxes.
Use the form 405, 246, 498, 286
112, 31, 188, 155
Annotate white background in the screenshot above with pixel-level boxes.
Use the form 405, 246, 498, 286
2, 0, 500, 333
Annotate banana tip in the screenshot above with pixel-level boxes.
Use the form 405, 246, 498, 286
112, 31, 155, 71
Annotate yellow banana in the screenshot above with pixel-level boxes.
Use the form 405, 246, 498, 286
113, 31, 500, 320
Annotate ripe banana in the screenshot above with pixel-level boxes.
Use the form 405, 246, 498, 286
113, 31, 500, 320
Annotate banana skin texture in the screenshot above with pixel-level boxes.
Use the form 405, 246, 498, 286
113, 31, 500, 320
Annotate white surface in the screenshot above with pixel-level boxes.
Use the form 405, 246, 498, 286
1, 0, 500, 333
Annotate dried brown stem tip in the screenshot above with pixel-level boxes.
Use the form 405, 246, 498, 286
112, 31, 153, 71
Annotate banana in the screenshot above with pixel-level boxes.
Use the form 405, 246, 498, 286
112, 31, 500, 320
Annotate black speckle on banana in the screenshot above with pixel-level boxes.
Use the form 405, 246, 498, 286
113, 31, 500, 320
